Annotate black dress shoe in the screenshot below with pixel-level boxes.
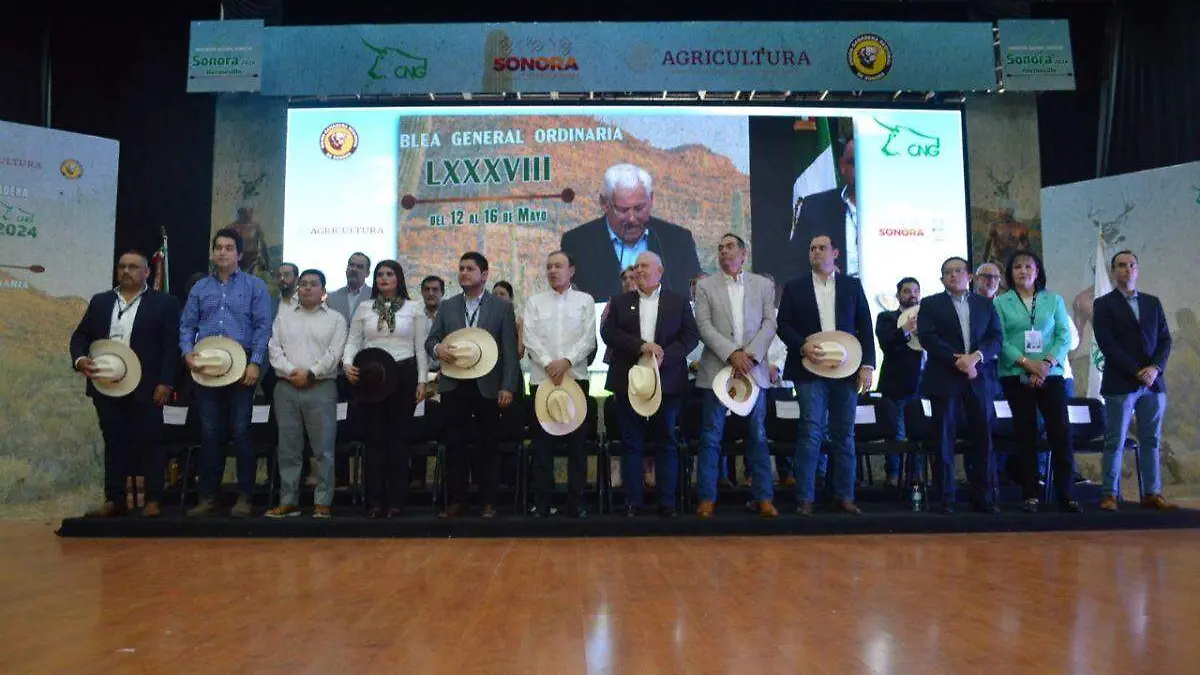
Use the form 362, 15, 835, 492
386, 507, 404, 519
624, 505, 640, 518
1060, 501, 1083, 513
975, 504, 1001, 515
366, 507, 384, 519
1023, 498, 1040, 514
657, 505, 678, 518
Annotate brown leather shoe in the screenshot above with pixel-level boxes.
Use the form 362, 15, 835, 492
833, 499, 863, 515
796, 500, 813, 516
1141, 494, 1176, 510
438, 502, 466, 519
781, 477, 797, 488
141, 501, 161, 518
85, 501, 126, 518
696, 500, 715, 518
481, 504, 497, 518
1099, 496, 1119, 511
758, 500, 779, 518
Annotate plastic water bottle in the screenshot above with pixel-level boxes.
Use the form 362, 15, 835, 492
910, 483, 924, 512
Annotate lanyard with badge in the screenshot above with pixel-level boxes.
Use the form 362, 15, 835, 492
465, 294, 484, 327
111, 291, 144, 341
1022, 293, 1043, 353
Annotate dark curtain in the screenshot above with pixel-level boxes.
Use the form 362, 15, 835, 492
1104, 1, 1200, 176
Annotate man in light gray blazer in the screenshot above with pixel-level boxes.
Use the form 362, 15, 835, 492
426, 251, 521, 518
693, 234, 779, 517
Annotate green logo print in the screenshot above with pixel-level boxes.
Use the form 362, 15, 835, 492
874, 117, 941, 158
362, 38, 428, 80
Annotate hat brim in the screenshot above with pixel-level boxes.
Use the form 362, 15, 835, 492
190, 336, 247, 388
534, 378, 587, 436
628, 355, 663, 417
896, 306, 922, 351
89, 339, 142, 398
801, 330, 864, 380
439, 327, 499, 380
712, 365, 760, 417
352, 347, 401, 403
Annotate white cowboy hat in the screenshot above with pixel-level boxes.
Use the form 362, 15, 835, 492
439, 327, 499, 380
627, 354, 663, 417
190, 336, 248, 388
88, 339, 142, 398
712, 365, 760, 417
801, 330, 864, 380
896, 306, 922, 351
534, 378, 588, 436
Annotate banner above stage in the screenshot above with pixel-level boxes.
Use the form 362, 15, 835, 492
187, 20, 1038, 95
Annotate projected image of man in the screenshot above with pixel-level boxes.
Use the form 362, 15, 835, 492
790, 137, 858, 280
561, 163, 702, 300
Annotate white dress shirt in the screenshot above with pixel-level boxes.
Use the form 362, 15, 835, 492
812, 271, 837, 332
724, 272, 746, 343
522, 287, 597, 384
638, 285, 662, 343
842, 186, 860, 277
343, 299, 429, 383
951, 292, 972, 354
109, 285, 148, 345
268, 303, 349, 380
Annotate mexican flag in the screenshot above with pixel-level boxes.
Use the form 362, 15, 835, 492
151, 231, 169, 293
1087, 234, 1112, 399
791, 117, 838, 237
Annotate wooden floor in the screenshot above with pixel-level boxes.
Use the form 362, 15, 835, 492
2, 523, 1199, 674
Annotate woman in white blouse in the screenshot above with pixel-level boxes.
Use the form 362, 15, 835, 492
342, 260, 428, 518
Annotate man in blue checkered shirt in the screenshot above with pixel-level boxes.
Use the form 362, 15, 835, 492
180, 228, 272, 518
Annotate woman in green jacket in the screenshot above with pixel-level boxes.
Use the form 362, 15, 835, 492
994, 250, 1081, 514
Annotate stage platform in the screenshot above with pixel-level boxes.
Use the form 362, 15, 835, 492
56, 501, 1200, 539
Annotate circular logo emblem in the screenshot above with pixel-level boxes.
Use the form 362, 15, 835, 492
320, 123, 358, 160
60, 159, 83, 179
847, 34, 892, 81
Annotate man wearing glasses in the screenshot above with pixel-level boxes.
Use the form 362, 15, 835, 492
974, 262, 1002, 299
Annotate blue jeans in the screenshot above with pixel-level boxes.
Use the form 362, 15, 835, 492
696, 389, 773, 503
884, 395, 913, 479
1102, 387, 1166, 498
194, 382, 256, 498
793, 379, 857, 502
618, 394, 683, 508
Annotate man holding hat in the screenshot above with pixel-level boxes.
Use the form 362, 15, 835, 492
523, 251, 597, 518
693, 234, 779, 518
601, 251, 699, 517
70, 251, 180, 518
426, 251, 520, 518
180, 227, 272, 518
917, 256, 1003, 514
777, 234, 875, 515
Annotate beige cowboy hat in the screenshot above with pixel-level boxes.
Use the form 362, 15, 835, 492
88, 339, 142, 398
713, 365, 760, 417
896, 306, 922, 351
190, 336, 248, 387
801, 330, 864, 380
439, 327, 498, 380
534, 378, 588, 436
627, 354, 662, 417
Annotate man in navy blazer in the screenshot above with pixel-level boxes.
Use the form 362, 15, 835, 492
561, 163, 703, 300
875, 277, 925, 485
69, 251, 181, 518
777, 235, 875, 515
601, 251, 699, 517
917, 256, 1002, 514
1092, 250, 1174, 510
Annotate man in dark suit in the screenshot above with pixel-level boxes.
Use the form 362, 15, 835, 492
917, 256, 1003, 514
777, 235, 876, 515
1093, 250, 1174, 511
426, 251, 521, 518
70, 251, 180, 518
876, 276, 924, 486
561, 163, 703, 299
789, 138, 858, 280
601, 251, 699, 517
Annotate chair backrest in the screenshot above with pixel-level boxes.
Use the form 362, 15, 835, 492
161, 405, 200, 444
494, 396, 530, 443
991, 398, 1016, 439
854, 395, 899, 443
1065, 396, 1105, 443
584, 396, 601, 442
903, 399, 933, 443
766, 398, 800, 443
679, 396, 704, 445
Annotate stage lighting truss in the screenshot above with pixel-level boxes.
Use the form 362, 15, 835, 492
292, 90, 969, 106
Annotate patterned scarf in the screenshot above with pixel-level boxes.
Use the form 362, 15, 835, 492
373, 296, 404, 333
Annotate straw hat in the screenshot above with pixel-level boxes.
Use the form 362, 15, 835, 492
627, 354, 663, 417
801, 330, 864, 379
439, 327, 499, 380
712, 365, 759, 417
896, 306, 922, 351
189, 336, 247, 387
534, 378, 588, 436
87, 339, 142, 398
351, 347, 401, 403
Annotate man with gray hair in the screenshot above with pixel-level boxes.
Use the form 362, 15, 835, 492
560, 163, 703, 300
973, 262, 1002, 299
